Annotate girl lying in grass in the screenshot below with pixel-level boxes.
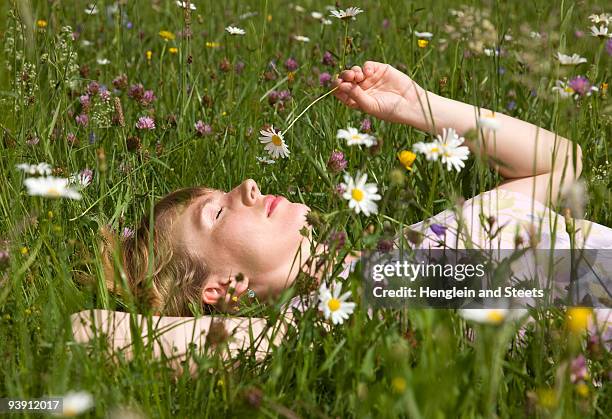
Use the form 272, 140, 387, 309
97, 61, 610, 334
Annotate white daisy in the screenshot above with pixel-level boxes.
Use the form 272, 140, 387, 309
311, 11, 323, 19
477, 113, 501, 131
336, 126, 376, 147
293, 35, 310, 42
84, 4, 99, 15
23, 176, 82, 200
293, 5, 306, 13
551, 80, 575, 98
225, 26, 245, 36
437, 128, 470, 172
176, 1, 196, 10
529, 31, 541, 39
556, 52, 587, 65
329, 7, 364, 20
96, 58, 111, 65
321, 19, 333, 25
81, 40, 93, 47
16, 162, 52, 176
340, 172, 381, 216
414, 31, 434, 39
590, 24, 611, 38
256, 156, 276, 165
412, 141, 442, 161
62, 390, 94, 416
483, 48, 500, 57
259, 126, 290, 159
413, 128, 470, 172
318, 280, 356, 325
588, 13, 611, 25
458, 308, 529, 325
69, 169, 93, 189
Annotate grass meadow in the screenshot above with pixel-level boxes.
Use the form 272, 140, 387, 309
0, 0, 611, 417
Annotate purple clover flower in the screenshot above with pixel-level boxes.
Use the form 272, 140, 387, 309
327, 150, 347, 173
360, 118, 372, 132
284, 57, 298, 71
194, 120, 213, 136
140, 90, 156, 106
319, 72, 332, 86
278, 90, 292, 101
87, 81, 100, 95
568, 76, 592, 97
322, 51, 335, 66
75, 113, 89, 126
606, 39, 612, 56
79, 94, 91, 109
128, 83, 145, 100
136, 116, 155, 130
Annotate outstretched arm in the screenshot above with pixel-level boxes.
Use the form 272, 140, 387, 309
333, 61, 582, 207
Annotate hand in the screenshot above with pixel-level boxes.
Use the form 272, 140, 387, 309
223, 274, 250, 306
332, 61, 426, 125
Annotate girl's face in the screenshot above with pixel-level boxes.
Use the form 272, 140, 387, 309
173, 179, 312, 301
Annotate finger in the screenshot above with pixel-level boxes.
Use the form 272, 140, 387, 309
335, 91, 351, 105
340, 69, 356, 82
363, 61, 380, 77
345, 83, 377, 111
351, 66, 365, 83
347, 98, 360, 109
234, 276, 249, 298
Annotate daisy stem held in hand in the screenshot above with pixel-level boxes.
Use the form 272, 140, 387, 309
284, 84, 341, 133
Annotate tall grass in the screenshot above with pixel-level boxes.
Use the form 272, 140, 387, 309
0, 0, 610, 417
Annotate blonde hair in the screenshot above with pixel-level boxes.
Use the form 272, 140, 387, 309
100, 187, 214, 316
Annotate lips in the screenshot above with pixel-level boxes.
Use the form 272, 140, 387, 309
266, 195, 283, 217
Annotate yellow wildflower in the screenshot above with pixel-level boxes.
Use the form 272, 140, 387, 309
20, 247, 29, 255
417, 39, 429, 48
397, 150, 416, 171
146, 50, 152, 61
36, 19, 47, 28
575, 382, 589, 397
206, 41, 221, 48
537, 388, 557, 409
267, 14, 272, 22
169, 47, 178, 54
391, 377, 407, 394
158, 30, 175, 41
566, 307, 592, 334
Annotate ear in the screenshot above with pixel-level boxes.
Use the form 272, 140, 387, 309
201, 273, 250, 306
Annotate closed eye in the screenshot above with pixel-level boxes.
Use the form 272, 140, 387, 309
216, 207, 223, 219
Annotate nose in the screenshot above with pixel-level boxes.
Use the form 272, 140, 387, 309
237, 178, 260, 206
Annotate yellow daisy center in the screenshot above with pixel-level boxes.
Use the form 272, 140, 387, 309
430, 147, 439, 153
564, 87, 574, 93
351, 134, 361, 140
486, 310, 505, 323
327, 298, 341, 312
47, 187, 61, 197
351, 188, 364, 202
271, 134, 282, 146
